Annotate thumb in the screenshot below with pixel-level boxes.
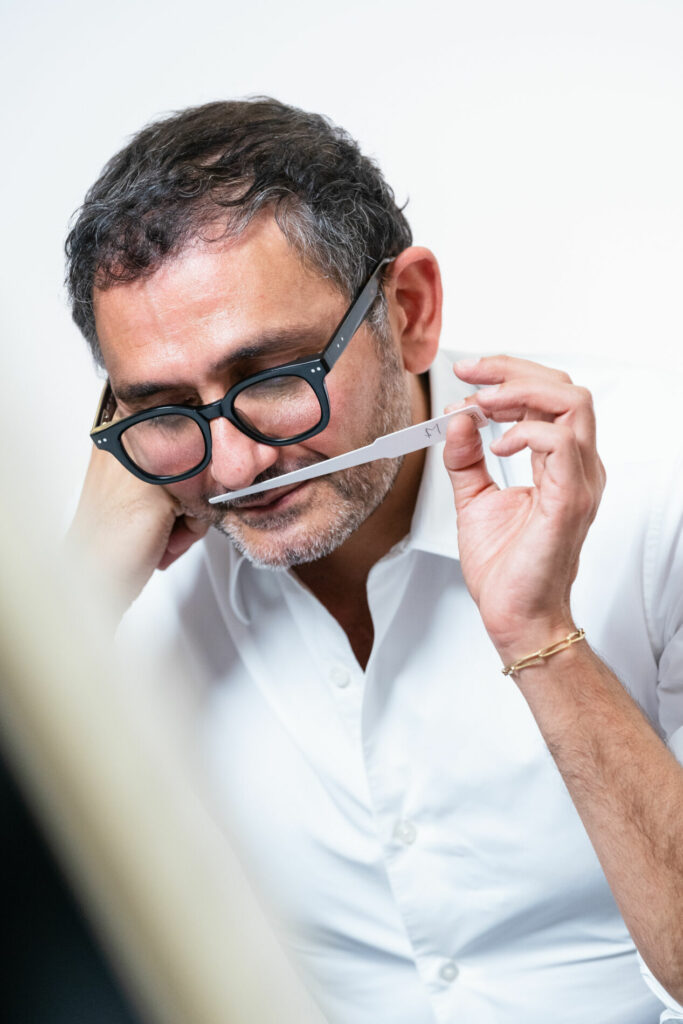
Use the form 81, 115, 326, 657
443, 406, 498, 511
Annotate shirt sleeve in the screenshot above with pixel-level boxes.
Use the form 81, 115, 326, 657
638, 448, 683, 1018
669, 724, 683, 766
644, 449, 683, 750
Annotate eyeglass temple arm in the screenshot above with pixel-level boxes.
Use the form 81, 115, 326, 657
90, 380, 118, 435
321, 258, 394, 372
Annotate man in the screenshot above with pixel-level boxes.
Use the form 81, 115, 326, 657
67, 98, 683, 1022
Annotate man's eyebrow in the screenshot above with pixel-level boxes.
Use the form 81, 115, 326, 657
114, 326, 327, 405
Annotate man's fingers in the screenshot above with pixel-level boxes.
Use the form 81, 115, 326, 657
443, 406, 498, 509
455, 354, 572, 387
458, 367, 603, 492
490, 420, 598, 522
472, 378, 597, 447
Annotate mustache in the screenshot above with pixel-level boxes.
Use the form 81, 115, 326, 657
208, 455, 327, 510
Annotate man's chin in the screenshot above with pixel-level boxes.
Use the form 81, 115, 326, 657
212, 474, 389, 569
214, 502, 357, 569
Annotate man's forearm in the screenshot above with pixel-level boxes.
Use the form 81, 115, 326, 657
512, 641, 683, 1002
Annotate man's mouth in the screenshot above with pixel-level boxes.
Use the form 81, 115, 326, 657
220, 480, 310, 512
211, 457, 327, 513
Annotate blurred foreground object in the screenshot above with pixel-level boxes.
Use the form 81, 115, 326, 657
0, 746, 143, 1022
0, 481, 326, 1023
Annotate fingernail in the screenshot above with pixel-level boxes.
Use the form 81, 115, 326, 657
454, 358, 480, 375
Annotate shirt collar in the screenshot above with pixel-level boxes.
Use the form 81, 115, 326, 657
204, 526, 251, 626
406, 348, 475, 561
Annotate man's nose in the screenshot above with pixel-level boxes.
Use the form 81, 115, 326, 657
208, 416, 280, 491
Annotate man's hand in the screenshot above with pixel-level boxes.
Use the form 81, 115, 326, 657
444, 355, 606, 664
67, 445, 209, 620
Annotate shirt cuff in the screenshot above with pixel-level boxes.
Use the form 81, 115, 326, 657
638, 952, 683, 1020
640, 725, 683, 1019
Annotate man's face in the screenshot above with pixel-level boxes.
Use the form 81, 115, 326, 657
93, 215, 414, 568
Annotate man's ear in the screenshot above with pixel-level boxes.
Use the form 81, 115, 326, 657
384, 247, 442, 374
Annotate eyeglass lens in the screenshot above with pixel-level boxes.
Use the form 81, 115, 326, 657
121, 413, 206, 478
233, 375, 322, 440
120, 374, 323, 478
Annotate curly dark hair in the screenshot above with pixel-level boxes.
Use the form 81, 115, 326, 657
65, 97, 413, 366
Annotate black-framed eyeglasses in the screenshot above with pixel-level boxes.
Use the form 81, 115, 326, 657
90, 258, 393, 484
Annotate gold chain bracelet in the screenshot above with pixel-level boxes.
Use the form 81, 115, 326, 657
501, 628, 586, 676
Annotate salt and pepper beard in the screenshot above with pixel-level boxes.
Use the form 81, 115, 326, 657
192, 328, 414, 569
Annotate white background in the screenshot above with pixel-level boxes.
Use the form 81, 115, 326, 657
1, 0, 682, 530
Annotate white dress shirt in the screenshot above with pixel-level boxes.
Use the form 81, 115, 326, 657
119, 350, 683, 1023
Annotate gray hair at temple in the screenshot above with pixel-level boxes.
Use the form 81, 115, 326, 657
64, 97, 413, 366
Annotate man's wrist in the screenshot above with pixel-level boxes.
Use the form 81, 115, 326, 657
490, 615, 578, 672
500, 628, 586, 678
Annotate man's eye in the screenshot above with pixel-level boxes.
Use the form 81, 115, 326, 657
242, 376, 300, 399
148, 414, 191, 432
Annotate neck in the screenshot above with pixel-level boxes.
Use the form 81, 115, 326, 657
293, 373, 430, 667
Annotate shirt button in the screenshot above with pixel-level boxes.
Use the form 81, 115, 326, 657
329, 665, 351, 688
439, 960, 459, 983
393, 819, 417, 845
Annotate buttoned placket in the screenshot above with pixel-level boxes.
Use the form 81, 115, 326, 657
358, 541, 483, 1022
275, 569, 365, 746
271, 529, 474, 1020
267, 550, 469, 1023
